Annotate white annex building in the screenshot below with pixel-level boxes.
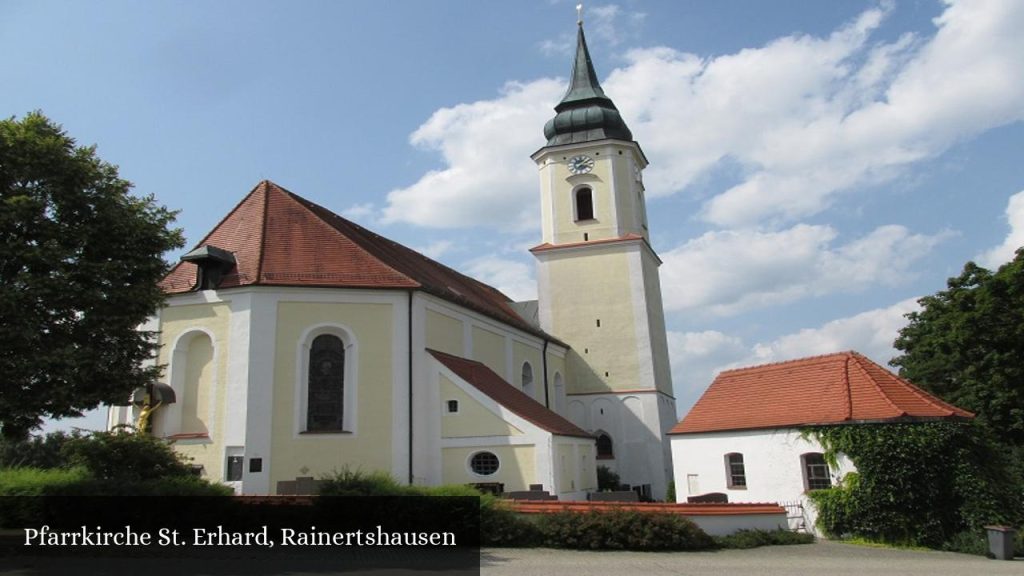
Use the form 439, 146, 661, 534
109, 21, 677, 500
669, 351, 973, 531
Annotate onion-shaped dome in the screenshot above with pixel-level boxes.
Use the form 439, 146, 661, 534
543, 24, 633, 146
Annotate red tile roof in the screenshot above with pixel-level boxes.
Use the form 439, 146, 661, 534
427, 349, 593, 438
670, 351, 973, 435
161, 180, 547, 339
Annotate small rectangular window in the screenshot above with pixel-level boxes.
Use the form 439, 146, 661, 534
725, 453, 746, 488
226, 455, 244, 481
446, 400, 459, 413
803, 453, 831, 490
249, 458, 262, 473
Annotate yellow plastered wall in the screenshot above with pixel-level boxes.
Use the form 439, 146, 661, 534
641, 250, 674, 396
471, 326, 504, 376
425, 309, 463, 356
158, 302, 231, 481
270, 301, 394, 485
180, 335, 213, 435
544, 247, 641, 394
512, 341, 545, 403
440, 375, 523, 438
541, 144, 646, 245
442, 446, 535, 491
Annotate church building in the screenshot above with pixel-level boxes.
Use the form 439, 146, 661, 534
109, 20, 677, 500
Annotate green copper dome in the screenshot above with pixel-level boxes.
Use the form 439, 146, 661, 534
543, 24, 633, 146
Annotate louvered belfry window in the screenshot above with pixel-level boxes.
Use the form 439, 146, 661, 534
307, 334, 345, 431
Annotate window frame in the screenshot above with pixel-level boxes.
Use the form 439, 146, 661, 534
574, 186, 595, 221
295, 324, 358, 437
595, 432, 614, 460
468, 451, 501, 477
801, 452, 831, 491
521, 361, 535, 398
724, 452, 747, 489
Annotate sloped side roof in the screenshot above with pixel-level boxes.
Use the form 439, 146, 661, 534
161, 181, 549, 339
428, 349, 593, 439
670, 351, 973, 435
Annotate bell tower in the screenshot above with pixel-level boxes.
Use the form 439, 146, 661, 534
531, 17, 677, 500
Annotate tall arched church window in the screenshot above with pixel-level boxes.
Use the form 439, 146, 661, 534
307, 334, 345, 431
596, 432, 614, 459
575, 187, 594, 221
521, 362, 535, 398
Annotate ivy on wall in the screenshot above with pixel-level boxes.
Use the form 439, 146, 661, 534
804, 421, 1022, 548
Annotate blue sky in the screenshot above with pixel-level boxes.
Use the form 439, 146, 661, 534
4, 0, 1022, 432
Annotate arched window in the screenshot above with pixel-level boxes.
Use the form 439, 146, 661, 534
575, 187, 594, 221
596, 432, 614, 459
307, 334, 345, 431
521, 362, 535, 398
725, 453, 746, 488
801, 452, 831, 490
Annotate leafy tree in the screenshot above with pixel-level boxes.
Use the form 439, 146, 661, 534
0, 112, 183, 439
891, 251, 1024, 448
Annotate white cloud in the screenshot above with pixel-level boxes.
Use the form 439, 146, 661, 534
667, 330, 748, 412
660, 0, 1024, 226
659, 224, 948, 316
387, 1, 1024, 232
749, 297, 920, 366
462, 255, 538, 302
669, 298, 921, 414
539, 3, 645, 56
415, 240, 455, 260
380, 79, 564, 232
977, 190, 1024, 268
342, 202, 376, 222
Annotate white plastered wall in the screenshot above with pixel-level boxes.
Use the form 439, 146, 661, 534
670, 428, 856, 533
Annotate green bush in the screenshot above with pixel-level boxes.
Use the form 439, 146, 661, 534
0, 467, 91, 495
480, 499, 542, 547
0, 431, 79, 468
61, 429, 194, 482
942, 530, 989, 556
538, 509, 714, 551
317, 467, 410, 496
715, 529, 814, 549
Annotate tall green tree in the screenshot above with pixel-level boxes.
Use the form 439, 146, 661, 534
0, 112, 183, 439
891, 250, 1024, 447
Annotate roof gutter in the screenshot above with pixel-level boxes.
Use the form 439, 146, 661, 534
407, 289, 415, 485
542, 339, 550, 409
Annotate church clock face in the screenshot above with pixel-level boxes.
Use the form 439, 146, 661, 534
567, 155, 594, 174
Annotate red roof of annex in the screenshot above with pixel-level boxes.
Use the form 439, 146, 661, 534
670, 351, 973, 435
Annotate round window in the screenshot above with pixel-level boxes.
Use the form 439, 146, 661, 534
470, 452, 499, 476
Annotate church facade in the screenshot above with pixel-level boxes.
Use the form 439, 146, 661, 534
109, 22, 676, 500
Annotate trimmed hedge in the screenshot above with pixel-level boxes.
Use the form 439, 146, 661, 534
539, 509, 714, 551
715, 529, 814, 549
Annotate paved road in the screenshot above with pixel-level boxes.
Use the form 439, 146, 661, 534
482, 541, 1022, 576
